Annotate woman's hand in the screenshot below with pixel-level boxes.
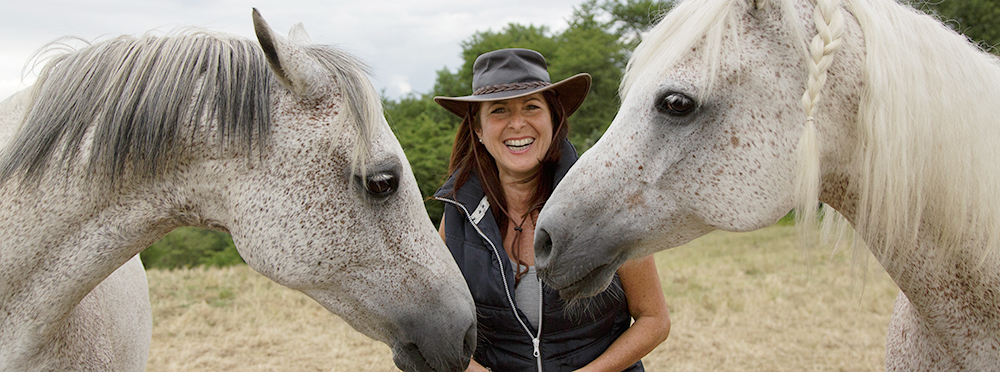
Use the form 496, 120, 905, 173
466, 358, 490, 372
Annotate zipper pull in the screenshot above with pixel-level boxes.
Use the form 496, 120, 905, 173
532, 337, 540, 357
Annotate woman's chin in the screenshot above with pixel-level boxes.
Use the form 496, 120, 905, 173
498, 162, 543, 180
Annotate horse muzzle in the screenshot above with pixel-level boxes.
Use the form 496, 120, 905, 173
534, 227, 628, 300
391, 319, 476, 372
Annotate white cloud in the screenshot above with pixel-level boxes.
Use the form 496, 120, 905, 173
0, 0, 584, 101
389, 76, 414, 97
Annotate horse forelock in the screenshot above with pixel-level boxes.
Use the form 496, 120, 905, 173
622, 0, 726, 99
622, 0, 807, 100
842, 0, 1000, 261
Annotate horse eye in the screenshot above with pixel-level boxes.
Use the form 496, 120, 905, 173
656, 93, 696, 116
363, 172, 398, 199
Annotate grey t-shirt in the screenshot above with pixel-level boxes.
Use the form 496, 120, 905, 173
514, 265, 541, 329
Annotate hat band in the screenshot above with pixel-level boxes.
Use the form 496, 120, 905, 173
473, 81, 551, 96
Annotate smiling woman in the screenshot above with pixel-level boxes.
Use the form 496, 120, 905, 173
432, 48, 671, 372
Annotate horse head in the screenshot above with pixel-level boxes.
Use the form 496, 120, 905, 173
0, 9, 475, 372
534, 0, 864, 299
213, 10, 476, 371
536, 0, 1000, 369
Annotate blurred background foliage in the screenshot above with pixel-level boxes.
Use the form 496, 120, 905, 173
143, 0, 1000, 269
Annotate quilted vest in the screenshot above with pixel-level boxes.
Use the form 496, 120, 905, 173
434, 141, 642, 372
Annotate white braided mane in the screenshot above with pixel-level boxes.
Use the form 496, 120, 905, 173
794, 0, 845, 238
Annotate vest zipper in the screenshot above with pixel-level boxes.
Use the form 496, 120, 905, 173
534, 278, 543, 371
436, 196, 544, 371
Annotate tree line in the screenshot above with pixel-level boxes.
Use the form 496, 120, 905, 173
142, 0, 1000, 269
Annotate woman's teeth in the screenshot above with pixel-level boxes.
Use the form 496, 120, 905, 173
504, 138, 534, 150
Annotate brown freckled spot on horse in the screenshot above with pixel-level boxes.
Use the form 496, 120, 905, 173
626, 190, 645, 210
638, 165, 643, 171
605, 161, 613, 168
731, 137, 740, 147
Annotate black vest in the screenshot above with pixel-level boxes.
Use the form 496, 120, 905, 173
434, 141, 642, 372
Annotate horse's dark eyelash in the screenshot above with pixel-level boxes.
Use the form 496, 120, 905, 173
655, 91, 698, 117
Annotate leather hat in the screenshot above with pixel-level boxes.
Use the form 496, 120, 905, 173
434, 48, 591, 118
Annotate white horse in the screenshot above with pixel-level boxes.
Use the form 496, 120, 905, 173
535, 0, 1000, 370
0, 9, 475, 372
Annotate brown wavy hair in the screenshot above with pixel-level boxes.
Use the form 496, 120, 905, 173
445, 90, 569, 285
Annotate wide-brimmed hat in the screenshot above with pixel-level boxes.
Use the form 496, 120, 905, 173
434, 48, 592, 119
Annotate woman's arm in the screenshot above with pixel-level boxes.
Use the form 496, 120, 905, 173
575, 255, 671, 372
465, 358, 490, 372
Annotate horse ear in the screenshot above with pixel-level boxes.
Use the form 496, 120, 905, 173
288, 22, 312, 44
252, 8, 329, 101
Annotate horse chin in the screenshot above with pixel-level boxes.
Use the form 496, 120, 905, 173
391, 338, 473, 372
544, 256, 625, 301
391, 343, 434, 372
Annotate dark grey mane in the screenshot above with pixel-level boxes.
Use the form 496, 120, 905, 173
0, 29, 379, 187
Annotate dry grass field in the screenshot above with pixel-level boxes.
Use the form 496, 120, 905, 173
145, 225, 900, 371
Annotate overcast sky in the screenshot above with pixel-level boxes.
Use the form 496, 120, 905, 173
1, 0, 585, 101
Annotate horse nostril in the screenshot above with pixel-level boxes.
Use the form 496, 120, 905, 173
534, 228, 553, 263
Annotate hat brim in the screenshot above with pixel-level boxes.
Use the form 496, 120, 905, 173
434, 73, 592, 119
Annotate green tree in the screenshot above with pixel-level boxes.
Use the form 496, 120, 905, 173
432, 24, 560, 101
909, 0, 1000, 53
597, 0, 674, 49
385, 94, 458, 223
141, 227, 243, 269
553, 1, 630, 148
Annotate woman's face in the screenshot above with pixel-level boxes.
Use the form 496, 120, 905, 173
475, 92, 554, 182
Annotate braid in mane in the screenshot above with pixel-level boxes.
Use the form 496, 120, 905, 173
795, 0, 845, 235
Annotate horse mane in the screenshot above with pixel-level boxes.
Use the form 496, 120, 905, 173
845, 0, 1000, 262
626, 0, 1000, 263
0, 29, 379, 188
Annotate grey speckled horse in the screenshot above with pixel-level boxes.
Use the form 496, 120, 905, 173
535, 0, 1000, 370
0, 9, 474, 372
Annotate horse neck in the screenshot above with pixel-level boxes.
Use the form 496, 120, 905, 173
814, 0, 1000, 334
882, 223, 1000, 351
0, 165, 182, 345
823, 166, 1000, 327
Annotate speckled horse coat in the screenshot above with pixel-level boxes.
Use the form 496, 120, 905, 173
533, 0, 1000, 370
0, 10, 474, 372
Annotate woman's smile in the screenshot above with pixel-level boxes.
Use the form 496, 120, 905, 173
504, 137, 535, 153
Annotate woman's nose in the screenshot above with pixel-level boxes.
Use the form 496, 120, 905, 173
508, 112, 527, 130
